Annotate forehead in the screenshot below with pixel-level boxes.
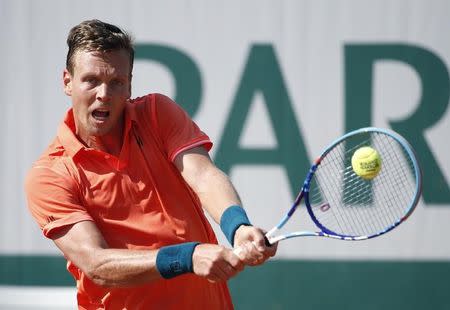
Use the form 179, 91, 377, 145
72, 49, 131, 76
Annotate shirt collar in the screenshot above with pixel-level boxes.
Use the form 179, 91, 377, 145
57, 102, 138, 159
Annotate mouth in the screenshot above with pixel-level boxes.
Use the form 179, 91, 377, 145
92, 109, 110, 121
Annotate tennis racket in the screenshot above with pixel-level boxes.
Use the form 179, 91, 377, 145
238, 127, 422, 248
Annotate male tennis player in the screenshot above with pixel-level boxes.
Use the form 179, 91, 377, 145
25, 19, 276, 309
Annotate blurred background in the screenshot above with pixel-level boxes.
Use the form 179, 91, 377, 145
1, 0, 449, 309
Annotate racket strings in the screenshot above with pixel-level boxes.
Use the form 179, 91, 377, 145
347, 135, 414, 233
311, 143, 378, 235
370, 136, 416, 219
308, 132, 418, 237
344, 136, 412, 234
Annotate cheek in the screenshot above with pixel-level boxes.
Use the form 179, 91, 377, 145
114, 85, 131, 98
72, 91, 95, 116
73, 86, 95, 104
112, 100, 127, 116
111, 89, 130, 107
73, 100, 89, 115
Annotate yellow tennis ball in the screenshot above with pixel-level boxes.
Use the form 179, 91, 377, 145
351, 146, 382, 180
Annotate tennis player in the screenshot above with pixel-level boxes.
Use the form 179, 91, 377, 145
25, 19, 276, 309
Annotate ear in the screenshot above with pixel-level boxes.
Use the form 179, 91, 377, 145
63, 69, 73, 96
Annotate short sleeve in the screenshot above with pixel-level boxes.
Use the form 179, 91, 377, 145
24, 165, 93, 239
153, 94, 212, 161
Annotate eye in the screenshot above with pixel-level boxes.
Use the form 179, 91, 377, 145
84, 77, 99, 86
111, 79, 125, 87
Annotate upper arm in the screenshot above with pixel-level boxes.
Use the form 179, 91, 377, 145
174, 146, 216, 189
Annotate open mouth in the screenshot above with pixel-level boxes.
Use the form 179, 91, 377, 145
92, 109, 110, 121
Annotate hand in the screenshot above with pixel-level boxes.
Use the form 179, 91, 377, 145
233, 225, 278, 266
192, 244, 244, 282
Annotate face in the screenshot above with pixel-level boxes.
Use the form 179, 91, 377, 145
63, 49, 132, 140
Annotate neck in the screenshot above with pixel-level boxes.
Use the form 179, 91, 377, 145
91, 134, 123, 157
77, 121, 124, 157
102, 130, 123, 157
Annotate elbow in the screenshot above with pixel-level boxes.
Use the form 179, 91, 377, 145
83, 257, 118, 288
90, 275, 111, 288
85, 265, 112, 288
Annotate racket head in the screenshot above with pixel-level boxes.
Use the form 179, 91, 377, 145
303, 127, 422, 240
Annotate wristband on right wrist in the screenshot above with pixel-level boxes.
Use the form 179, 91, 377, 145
220, 205, 251, 246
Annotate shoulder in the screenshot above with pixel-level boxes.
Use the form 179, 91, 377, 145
129, 93, 178, 111
25, 139, 78, 195
128, 93, 188, 129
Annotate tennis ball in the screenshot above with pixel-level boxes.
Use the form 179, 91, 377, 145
351, 146, 382, 180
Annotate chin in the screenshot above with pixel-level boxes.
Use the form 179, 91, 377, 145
88, 126, 111, 137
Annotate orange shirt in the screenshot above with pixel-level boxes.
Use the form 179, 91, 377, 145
25, 94, 233, 310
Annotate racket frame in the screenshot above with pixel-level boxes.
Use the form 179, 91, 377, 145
265, 127, 422, 244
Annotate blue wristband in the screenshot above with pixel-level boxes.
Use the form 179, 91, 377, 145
156, 242, 200, 279
220, 205, 251, 246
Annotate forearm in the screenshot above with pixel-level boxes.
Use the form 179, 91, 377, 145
88, 243, 242, 285
84, 248, 160, 287
189, 166, 254, 247
175, 147, 252, 246
53, 220, 199, 288
192, 166, 242, 223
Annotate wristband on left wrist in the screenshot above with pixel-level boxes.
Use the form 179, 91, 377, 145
156, 242, 200, 279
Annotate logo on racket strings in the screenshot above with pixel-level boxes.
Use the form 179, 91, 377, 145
319, 203, 331, 212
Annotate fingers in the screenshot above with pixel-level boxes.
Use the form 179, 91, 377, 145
235, 241, 265, 266
256, 237, 278, 262
192, 226, 279, 283
254, 232, 278, 258
206, 260, 242, 283
234, 226, 279, 266
192, 244, 244, 282
252, 234, 268, 251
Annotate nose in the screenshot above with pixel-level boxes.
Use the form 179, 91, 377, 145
96, 83, 111, 102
